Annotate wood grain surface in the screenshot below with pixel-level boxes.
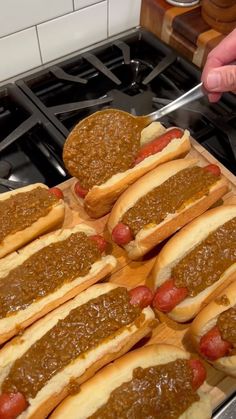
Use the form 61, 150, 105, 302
140, 0, 226, 67
58, 137, 236, 411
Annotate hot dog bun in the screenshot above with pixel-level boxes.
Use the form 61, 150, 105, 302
190, 281, 236, 377
51, 344, 212, 419
150, 205, 236, 322
108, 159, 229, 260
0, 183, 65, 259
0, 224, 117, 345
69, 123, 191, 218
0, 283, 155, 419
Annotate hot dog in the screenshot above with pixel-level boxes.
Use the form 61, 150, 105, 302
0, 183, 65, 259
0, 283, 155, 418
134, 128, 184, 165
0, 224, 117, 345
50, 344, 211, 419
150, 205, 236, 322
190, 281, 236, 377
108, 159, 229, 260
64, 114, 191, 217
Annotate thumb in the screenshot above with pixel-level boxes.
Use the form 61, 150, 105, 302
206, 65, 236, 93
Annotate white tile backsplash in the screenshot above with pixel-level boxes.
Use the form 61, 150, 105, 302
0, 27, 41, 81
37, 2, 107, 63
108, 0, 141, 36
74, 0, 103, 9
0, 0, 73, 38
0, 0, 142, 82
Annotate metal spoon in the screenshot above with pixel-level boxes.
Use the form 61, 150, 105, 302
73, 82, 205, 130
141, 82, 204, 124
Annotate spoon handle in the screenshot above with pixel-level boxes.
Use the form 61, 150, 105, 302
145, 82, 205, 124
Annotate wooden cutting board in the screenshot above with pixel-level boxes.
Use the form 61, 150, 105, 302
140, 0, 225, 67
58, 136, 236, 412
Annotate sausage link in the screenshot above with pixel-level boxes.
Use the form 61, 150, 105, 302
129, 286, 154, 308
203, 164, 221, 177
188, 359, 207, 391
112, 223, 133, 245
74, 181, 89, 199
0, 392, 28, 419
135, 128, 183, 165
90, 235, 107, 253
152, 279, 188, 313
199, 325, 232, 361
49, 187, 64, 199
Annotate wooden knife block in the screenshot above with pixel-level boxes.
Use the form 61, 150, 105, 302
140, 0, 226, 67
201, 0, 236, 34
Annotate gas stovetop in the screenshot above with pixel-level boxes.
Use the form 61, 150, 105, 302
1, 28, 236, 189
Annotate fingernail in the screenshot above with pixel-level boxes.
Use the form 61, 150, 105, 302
207, 72, 221, 90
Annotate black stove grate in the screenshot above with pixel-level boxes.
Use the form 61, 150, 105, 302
16, 29, 236, 175
0, 84, 68, 192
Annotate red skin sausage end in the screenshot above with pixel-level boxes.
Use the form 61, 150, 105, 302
112, 223, 133, 246
199, 325, 232, 361
129, 286, 154, 309
49, 187, 64, 199
74, 181, 88, 199
0, 392, 28, 419
152, 279, 188, 313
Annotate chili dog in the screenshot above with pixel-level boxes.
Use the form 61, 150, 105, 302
51, 344, 211, 419
190, 282, 236, 377
108, 158, 229, 260
0, 183, 65, 259
0, 224, 117, 345
0, 283, 155, 419
150, 205, 236, 322
63, 113, 191, 218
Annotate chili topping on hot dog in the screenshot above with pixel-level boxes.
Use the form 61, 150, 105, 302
0, 232, 106, 318
64, 110, 184, 191
0, 286, 148, 417
200, 307, 236, 361
112, 165, 221, 244
88, 358, 206, 419
0, 186, 60, 243
153, 217, 236, 313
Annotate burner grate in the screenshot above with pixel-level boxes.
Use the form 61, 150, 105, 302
0, 84, 68, 192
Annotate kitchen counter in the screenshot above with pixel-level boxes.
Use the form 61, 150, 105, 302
140, 0, 225, 67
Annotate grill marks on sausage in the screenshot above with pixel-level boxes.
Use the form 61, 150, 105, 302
2, 288, 141, 399
89, 360, 199, 419
122, 167, 219, 236
63, 110, 143, 190
0, 232, 101, 318
0, 187, 59, 243
173, 218, 236, 296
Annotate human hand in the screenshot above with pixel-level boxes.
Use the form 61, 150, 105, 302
201, 28, 236, 102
